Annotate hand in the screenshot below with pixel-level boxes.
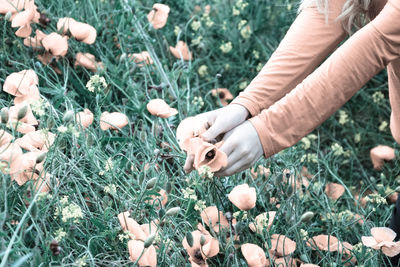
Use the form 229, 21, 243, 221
214, 121, 264, 177
183, 104, 250, 173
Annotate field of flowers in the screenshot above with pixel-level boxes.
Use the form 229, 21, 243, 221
1, 0, 400, 266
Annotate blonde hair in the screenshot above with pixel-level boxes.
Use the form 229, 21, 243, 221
299, 0, 373, 34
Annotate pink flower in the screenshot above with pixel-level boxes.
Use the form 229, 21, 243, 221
370, 145, 396, 170
146, 99, 177, 118
75, 53, 103, 72
100, 112, 129, 131
241, 243, 268, 267
228, 184, 257, 210
147, 4, 170, 29
57, 17, 97, 44
169, 41, 192, 61
362, 227, 400, 257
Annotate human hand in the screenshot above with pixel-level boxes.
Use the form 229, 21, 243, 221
183, 104, 249, 173
214, 120, 264, 177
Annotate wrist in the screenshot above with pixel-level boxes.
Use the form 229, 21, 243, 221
228, 103, 250, 120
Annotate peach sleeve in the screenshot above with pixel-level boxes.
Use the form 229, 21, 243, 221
388, 57, 400, 144
249, 0, 400, 158
231, 0, 347, 116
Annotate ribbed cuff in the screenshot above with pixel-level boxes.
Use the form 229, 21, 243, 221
230, 96, 260, 117
248, 115, 277, 158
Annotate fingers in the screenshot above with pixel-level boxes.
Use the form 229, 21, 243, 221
184, 154, 194, 173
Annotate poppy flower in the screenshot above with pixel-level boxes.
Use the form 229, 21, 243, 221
250, 165, 271, 179
228, 183, 256, 211
57, 17, 97, 44
10, 151, 45, 186
182, 229, 219, 266
273, 256, 297, 266
188, 137, 228, 172
169, 41, 192, 61
300, 265, 320, 267
176, 116, 208, 152
3, 69, 38, 97
23, 29, 47, 49
41, 32, 69, 57
211, 88, 233, 106
75, 52, 103, 72
128, 240, 157, 266
0, 130, 13, 147
147, 3, 170, 29
140, 221, 158, 237
118, 212, 148, 241
201, 206, 231, 233
129, 51, 153, 67
306, 235, 342, 252
147, 189, 168, 207
146, 99, 178, 118
370, 145, 396, 170
0, 142, 23, 175
241, 243, 268, 267
75, 109, 94, 129
249, 211, 276, 234
325, 182, 345, 201
269, 234, 296, 257
100, 112, 129, 131
15, 130, 55, 152
362, 227, 400, 257
0, 0, 25, 14
6, 120, 36, 134
11, 1, 38, 38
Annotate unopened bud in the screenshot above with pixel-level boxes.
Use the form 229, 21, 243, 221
186, 232, 194, 247
0, 108, 9, 123
36, 153, 46, 164
200, 235, 206, 246
5, 11, 12, 21
63, 110, 74, 123
144, 234, 156, 248
17, 105, 28, 120
165, 207, 180, 216
300, 211, 315, 223
145, 177, 157, 189
165, 182, 172, 194
158, 208, 165, 219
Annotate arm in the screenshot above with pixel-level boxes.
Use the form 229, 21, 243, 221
231, 0, 348, 116
250, 0, 400, 158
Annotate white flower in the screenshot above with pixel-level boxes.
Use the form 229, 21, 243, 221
372, 91, 385, 104
240, 25, 252, 39
57, 125, 68, 133
198, 65, 208, 77
338, 110, 349, 125
194, 200, 206, 211
379, 121, 388, 131
354, 133, 361, 143
239, 81, 248, 90
220, 42, 233, 53
54, 228, 67, 242
191, 20, 201, 31
174, 26, 181, 36
331, 143, 344, 156
104, 184, 117, 195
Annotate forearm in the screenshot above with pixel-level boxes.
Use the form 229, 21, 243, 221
231, 0, 347, 116
249, 1, 400, 158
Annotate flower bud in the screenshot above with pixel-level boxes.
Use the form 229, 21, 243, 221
165, 182, 172, 194
144, 234, 156, 248
300, 211, 314, 223
165, 207, 180, 216
0, 108, 9, 123
200, 235, 206, 246
185, 232, 194, 247
158, 208, 165, 219
36, 153, 47, 164
145, 177, 157, 189
63, 110, 74, 123
17, 105, 28, 120
5, 11, 12, 21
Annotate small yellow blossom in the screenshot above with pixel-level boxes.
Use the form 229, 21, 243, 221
174, 26, 181, 36
256, 63, 264, 72
86, 75, 107, 93
61, 203, 83, 223
354, 133, 361, 143
191, 36, 203, 46
372, 91, 385, 104
379, 121, 388, 131
300, 137, 311, 150
232, 7, 240, 15
331, 143, 344, 156
57, 125, 68, 133
300, 229, 308, 240
192, 96, 204, 108
252, 50, 260, 59
182, 188, 197, 200
338, 110, 349, 125
191, 20, 201, 31
194, 200, 206, 211
238, 20, 247, 29
54, 228, 67, 242
240, 25, 252, 39
198, 65, 208, 77
239, 81, 248, 90
74, 256, 87, 267
198, 165, 214, 179
104, 184, 117, 194
300, 153, 318, 163
220, 42, 233, 53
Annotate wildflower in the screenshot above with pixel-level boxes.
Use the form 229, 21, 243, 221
236, 0, 249, 10
86, 75, 107, 93
239, 81, 248, 90
241, 243, 268, 267
182, 227, 219, 266
232, 7, 240, 15
301, 136, 311, 150
191, 20, 201, 31
325, 182, 345, 201
372, 91, 385, 104
300, 229, 308, 240
57, 17, 97, 44
99, 111, 128, 131
307, 234, 342, 252
147, 99, 178, 118
364, 193, 387, 205
74, 256, 87, 267
331, 143, 344, 156
201, 206, 231, 232
198, 165, 214, 179
61, 202, 83, 223
129, 51, 153, 66
194, 200, 206, 211
354, 133, 361, 143
249, 211, 276, 234
191, 36, 203, 46
30, 99, 48, 116
128, 240, 157, 266
370, 145, 396, 170
219, 42, 232, 53
269, 234, 297, 257
119, 231, 133, 241
169, 41, 192, 61
238, 20, 247, 29
104, 184, 117, 194
60, 196, 69, 205
379, 121, 388, 131
75, 109, 94, 129
240, 25, 252, 39
338, 110, 349, 125
362, 227, 400, 257
228, 184, 257, 210
182, 188, 197, 200
252, 50, 260, 59
211, 88, 233, 106
147, 3, 170, 30
3, 69, 40, 104
198, 65, 208, 77
54, 228, 67, 242
11, 1, 39, 38
256, 62, 263, 71
191, 96, 204, 108
75, 52, 103, 71
174, 25, 180, 36
42, 32, 69, 57
202, 15, 214, 27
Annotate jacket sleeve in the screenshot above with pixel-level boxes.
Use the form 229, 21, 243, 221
249, 0, 400, 158
230, 0, 347, 116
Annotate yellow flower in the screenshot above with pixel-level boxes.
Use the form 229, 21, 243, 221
220, 42, 232, 53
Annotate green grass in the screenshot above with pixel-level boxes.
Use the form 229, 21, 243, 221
0, 0, 399, 266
